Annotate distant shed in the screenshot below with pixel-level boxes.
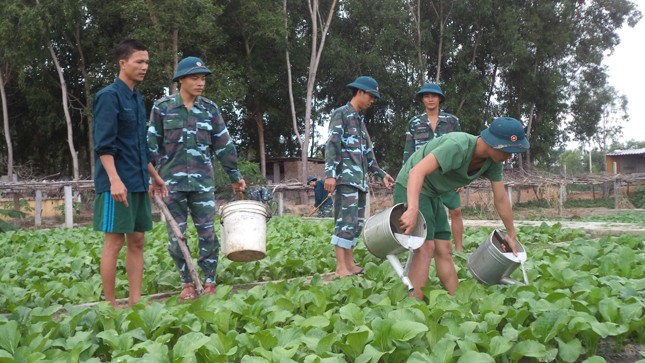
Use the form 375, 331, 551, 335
605, 148, 645, 173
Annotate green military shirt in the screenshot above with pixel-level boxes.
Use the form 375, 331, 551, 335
325, 102, 387, 191
402, 112, 461, 164
396, 133, 503, 197
148, 94, 242, 192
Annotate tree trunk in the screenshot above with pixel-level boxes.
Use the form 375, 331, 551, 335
0, 68, 13, 181
254, 111, 266, 177
48, 43, 80, 180
73, 26, 94, 176
285, 0, 337, 183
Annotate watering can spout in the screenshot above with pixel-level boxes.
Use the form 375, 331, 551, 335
386, 254, 415, 292
499, 277, 524, 285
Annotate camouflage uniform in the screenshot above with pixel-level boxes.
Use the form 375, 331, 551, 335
402, 112, 461, 163
148, 93, 242, 284
325, 102, 387, 249
402, 112, 461, 209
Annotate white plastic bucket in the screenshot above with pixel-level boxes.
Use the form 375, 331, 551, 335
220, 200, 270, 262
363, 203, 427, 259
467, 229, 528, 285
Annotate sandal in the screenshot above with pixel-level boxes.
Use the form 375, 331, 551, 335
203, 283, 216, 295
180, 282, 196, 302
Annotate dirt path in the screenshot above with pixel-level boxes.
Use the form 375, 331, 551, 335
463, 219, 645, 237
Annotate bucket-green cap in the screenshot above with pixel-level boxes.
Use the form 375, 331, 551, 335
173, 56, 212, 81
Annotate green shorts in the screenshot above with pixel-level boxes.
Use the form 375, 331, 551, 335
440, 190, 461, 210
93, 192, 152, 233
393, 185, 451, 241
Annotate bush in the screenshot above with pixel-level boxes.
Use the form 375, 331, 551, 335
628, 186, 645, 208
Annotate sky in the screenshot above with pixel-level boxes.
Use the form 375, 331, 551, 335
603, 5, 645, 144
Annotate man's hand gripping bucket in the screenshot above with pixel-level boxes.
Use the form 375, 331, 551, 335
363, 203, 427, 292
467, 229, 529, 286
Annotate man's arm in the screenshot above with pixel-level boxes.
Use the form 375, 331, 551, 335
400, 153, 440, 234
324, 111, 343, 193
491, 180, 518, 254
98, 154, 128, 207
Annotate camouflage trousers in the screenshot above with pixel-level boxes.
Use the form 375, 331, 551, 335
164, 191, 219, 284
331, 184, 366, 249
317, 203, 333, 218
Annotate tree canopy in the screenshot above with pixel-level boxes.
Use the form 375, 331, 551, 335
0, 0, 641, 180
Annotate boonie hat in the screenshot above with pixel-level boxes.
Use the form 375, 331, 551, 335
480, 117, 530, 153
416, 83, 446, 103
307, 176, 317, 184
173, 56, 212, 81
347, 76, 381, 99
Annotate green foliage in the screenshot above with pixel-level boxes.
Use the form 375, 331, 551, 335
1, 221, 644, 361
1, 0, 642, 177
628, 187, 645, 209
214, 159, 265, 199
0, 208, 24, 232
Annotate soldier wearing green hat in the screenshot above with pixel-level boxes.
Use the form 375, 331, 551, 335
403, 83, 464, 252
395, 117, 529, 299
148, 56, 246, 301
324, 76, 395, 277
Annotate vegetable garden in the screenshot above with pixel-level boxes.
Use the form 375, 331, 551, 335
0, 217, 644, 362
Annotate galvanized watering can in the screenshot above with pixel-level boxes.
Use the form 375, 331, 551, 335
363, 203, 427, 292
467, 229, 529, 285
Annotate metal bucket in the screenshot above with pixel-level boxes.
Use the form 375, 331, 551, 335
220, 200, 270, 262
467, 229, 528, 285
363, 203, 427, 259
363, 203, 427, 292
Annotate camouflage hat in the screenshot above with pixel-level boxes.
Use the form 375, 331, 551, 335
347, 76, 381, 99
173, 56, 212, 81
480, 117, 530, 153
416, 83, 446, 103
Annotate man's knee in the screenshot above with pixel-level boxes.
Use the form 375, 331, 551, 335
126, 232, 145, 251
449, 208, 462, 218
434, 239, 453, 258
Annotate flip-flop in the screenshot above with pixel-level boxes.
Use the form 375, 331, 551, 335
354, 268, 365, 276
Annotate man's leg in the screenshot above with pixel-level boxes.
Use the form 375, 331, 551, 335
189, 192, 218, 285
125, 231, 145, 306
331, 185, 361, 276
100, 232, 125, 308
434, 238, 458, 295
449, 208, 463, 252
164, 191, 192, 283
408, 239, 434, 300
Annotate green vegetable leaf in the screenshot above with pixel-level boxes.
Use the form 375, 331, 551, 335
172, 332, 210, 358
457, 351, 495, 363
489, 336, 513, 357
0, 321, 20, 354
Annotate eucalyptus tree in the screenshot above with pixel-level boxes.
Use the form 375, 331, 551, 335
0, 0, 25, 180
285, 0, 338, 182
29, 0, 81, 180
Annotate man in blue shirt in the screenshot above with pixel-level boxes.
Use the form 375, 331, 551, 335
93, 39, 167, 308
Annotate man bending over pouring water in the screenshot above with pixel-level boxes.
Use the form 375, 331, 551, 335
395, 117, 529, 299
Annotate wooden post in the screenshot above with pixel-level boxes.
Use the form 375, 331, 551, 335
277, 192, 284, 216
558, 184, 565, 217
613, 162, 619, 209
64, 185, 73, 227
35, 190, 43, 227
464, 187, 470, 207
12, 174, 19, 211
506, 185, 513, 208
